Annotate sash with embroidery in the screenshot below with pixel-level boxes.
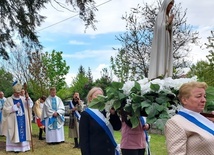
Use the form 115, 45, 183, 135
13, 98, 26, 142
140, 117, 151, 155
85, 108, 119, 155
70, 101, 81, 121
48, 97, 65, 130
0, 99, 5, 122
178, 111, 214, 135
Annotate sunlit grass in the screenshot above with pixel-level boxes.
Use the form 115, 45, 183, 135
0, 123, 167, 155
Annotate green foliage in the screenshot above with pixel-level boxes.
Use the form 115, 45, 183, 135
28, 51, 49, 99
110, 49, 133, 82
0, 68, 13, 96
93, 68, 113, 94
0, 0, 97, 60
204, 86, 214, 112
0, 0, 45, 60
88, 95, 107, 110
187, 61, 214, 86
87, 67, 93, 82
188, 31, 214, 86
42, 50, 70, 90
57, 86, 72, 101
89, 80, 179, 130
70, 65, 93, 102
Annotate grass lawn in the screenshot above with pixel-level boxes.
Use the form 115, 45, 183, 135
0, 123, 167, 155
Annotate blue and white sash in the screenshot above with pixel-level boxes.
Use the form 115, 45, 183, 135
70, 101, 81, 121
47, 97, 65, 130
140, 117, 151, 155
178, 111, 214, 135
13, 98, 26, 142
0, 98, 5, 122
85, 108, 119, 155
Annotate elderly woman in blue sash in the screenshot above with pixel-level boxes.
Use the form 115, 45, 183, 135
165, 82, 214, 154
79, 87, 121, 155
41, 87, 65, 144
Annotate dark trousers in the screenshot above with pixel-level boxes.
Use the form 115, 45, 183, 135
74, 138, 79, 147
39, 128, 45, 140
121, 148, 145, 155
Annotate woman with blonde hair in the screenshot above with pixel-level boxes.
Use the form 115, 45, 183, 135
165, 81, 214, 154
79, 87, 121, 155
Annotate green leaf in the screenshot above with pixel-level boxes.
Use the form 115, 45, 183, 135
155, 95, 170, 104
106, 87, 117, 98
131, 81, 141, 94
155, 119, 168, 130
118, 92, 126, 100
159, 110, 170, 119
113, 100, 122, 110
140, 101, 151, 109
156, 104, 165, 112
124, 104, 132, 113
131, 93, 143, 103
150, 83, 160, 91
88, 95, 106, 111
132, 102, 141, 112
111, 81, 123, 89
130, 116, 140, 128
146, 116, 157, 124
145, 103, 159, 117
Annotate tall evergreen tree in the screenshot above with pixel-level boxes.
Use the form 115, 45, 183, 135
71, 65, 90, 102
93, 68, 112, 94
87, 67, 93, 83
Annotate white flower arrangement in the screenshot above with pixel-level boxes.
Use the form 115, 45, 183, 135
89, 76, 214, 130
122, 76, 197, 96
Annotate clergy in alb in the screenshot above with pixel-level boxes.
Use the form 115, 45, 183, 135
2, 82, 33, 153
41, 87, 65, 144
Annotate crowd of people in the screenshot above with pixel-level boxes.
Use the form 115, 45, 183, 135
1, 81, 214, 155
1, 0, 214, 154
0, 82, 151, 155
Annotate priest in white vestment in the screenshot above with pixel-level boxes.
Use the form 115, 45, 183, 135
41, 87, 65, 144
2, 82, 33, 153
148, 0, 174, 80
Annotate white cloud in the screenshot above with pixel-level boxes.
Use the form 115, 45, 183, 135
38, 0, 214, 33
37, 0, 143, 35
64, 72, 76, 86
68, 40, 89, 45
36, 0, 214, 85
176, 0, 214, 26
62, 49, 117, 60
95, 64, 108, 71
92, 63, 109, 79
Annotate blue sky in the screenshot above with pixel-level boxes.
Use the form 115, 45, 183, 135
36, 0, 214, 85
